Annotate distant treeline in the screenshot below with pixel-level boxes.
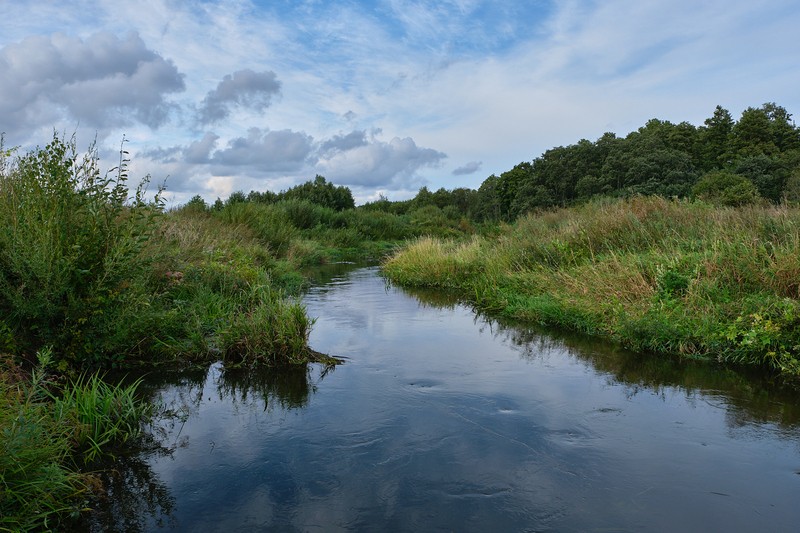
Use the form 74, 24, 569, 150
401, 102, 799, 221
464, 102, 800, 220
190, 174, 357, 213
202, 102, 800, 224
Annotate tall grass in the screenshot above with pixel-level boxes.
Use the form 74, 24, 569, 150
0, 136, 322, 369
143, 206, 318, 366
0, 349, 150, 531
52, 372, 151, 463
384, 196, 800, 377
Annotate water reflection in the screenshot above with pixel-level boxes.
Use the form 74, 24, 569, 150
79, 361, 326, 531
79, 441, 176, 532
402, 281, 800, 430
80, 265, 800, 531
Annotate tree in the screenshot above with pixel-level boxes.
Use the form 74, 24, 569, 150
698, 105, 734, 170
473, 174, 502, 221
762, 102, 800, 153
225, 190, 247, 206
183, 194, 208, 213
281, 175, 355, 210
732, 106, 778, 156
733, 154, 785, 202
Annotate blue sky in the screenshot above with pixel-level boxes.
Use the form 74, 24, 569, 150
2, 1, 799, 205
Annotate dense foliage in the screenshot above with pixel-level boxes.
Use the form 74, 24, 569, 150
0, 135, 319, 370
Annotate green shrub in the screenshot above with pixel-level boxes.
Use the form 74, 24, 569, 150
277, 198, 335, 230
693, 170, 760, 206
0, 135, 162, 366
215, 202, 299, 256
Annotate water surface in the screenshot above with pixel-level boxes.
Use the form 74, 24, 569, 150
89, 265, 800, 531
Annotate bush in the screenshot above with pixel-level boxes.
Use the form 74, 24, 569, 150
214, 202, 299, 256
693, 170, 760, 206
0, 135, 162, 366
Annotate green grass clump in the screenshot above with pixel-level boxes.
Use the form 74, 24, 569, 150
383, 196, 800, 377
52, 371, 151, 463
1, 349, 150, 531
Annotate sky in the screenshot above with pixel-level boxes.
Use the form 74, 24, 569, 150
2, 1, 799, 205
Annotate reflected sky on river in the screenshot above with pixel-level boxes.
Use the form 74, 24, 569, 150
86, 266, 800, 532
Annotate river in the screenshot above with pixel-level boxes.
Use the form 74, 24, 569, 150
85, 265, 800, 531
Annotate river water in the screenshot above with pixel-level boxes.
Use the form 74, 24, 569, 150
87, 265, 800, 531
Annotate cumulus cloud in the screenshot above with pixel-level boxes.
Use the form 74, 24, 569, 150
139, 128, 446, 199
316, 133, 446, 188
197, 69, 281, 124
452, 161, 482, 175
0, 31, 184, 135
210, 127, 313, 171
185, 133, 220, 164
318, 130, 368, 156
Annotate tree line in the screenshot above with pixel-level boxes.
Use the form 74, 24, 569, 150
390, 102, 800, 221
188, 174, 356, 213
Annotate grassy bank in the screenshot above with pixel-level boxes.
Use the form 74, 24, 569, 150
383, 196, 800, 377
0, 136, 328, 528
1, 350, 150, 531
0, 135, 323, 370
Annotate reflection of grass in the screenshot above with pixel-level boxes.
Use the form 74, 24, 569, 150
488, 312, 800, 428
74, 432, 177, 533
219, 364, 317, 410
384, 196, 800, 377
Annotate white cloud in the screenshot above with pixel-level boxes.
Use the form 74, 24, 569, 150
316, 134, 446, 188
210, 127, 313, 172
0, 31, 184, 137
197, 70, 281, 125
1, 0, 798, 201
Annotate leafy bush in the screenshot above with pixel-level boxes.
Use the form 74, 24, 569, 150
214, 201, 299, 256
0, 135, 162, 366
692, 170, 760, 206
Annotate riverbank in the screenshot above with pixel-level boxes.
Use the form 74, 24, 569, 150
383, 196, 800, 378
0, 137, 328, 529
